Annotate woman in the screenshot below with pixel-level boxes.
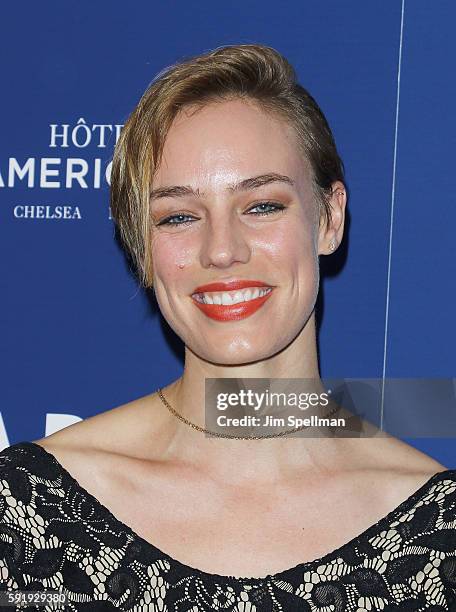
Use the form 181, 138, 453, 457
1, 44, 455, 611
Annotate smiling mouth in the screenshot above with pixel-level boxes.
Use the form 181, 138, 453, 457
190, 286, 274, 321
191, 286, 273, 305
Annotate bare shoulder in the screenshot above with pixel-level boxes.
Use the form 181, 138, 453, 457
30, 390, 451, 518
347, 434, 450, 508
31, 389, 168, 490
367, 433, 449, 473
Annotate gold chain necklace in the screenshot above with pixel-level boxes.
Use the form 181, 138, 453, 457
157, 388, 341, 440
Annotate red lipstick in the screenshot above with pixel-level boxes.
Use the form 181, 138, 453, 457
192, 279, 270, 293
191, 280, 274, 322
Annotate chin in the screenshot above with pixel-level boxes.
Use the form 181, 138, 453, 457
192, 339, 283, 367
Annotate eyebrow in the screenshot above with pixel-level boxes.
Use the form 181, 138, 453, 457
149, 172, 295, 201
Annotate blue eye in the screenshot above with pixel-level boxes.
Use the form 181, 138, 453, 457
157, 214, 196, 227
156, 202, 285, 227
247, 202, 286, 216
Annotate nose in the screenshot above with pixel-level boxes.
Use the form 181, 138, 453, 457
199, 214, 251, 270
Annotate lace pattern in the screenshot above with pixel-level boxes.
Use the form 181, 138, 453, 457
0, 442, 456, 611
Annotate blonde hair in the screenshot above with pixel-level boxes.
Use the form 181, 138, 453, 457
110, 44, 345, 287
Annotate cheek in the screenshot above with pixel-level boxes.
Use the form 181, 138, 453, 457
255, 217, 316, 269
151, 234, 195, 283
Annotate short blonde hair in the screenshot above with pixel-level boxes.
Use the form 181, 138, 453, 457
110, 44, 345, 287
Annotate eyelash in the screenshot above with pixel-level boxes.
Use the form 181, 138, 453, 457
156, 202, 286, 227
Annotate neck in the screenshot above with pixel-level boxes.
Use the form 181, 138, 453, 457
157, 313, 346, 485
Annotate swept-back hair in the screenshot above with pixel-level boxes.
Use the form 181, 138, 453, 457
110, 44, 345, 287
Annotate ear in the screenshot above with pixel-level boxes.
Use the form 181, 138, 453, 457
317, 181, 347, 255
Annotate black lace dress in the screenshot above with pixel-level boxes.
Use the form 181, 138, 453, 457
0, 441, 456, 611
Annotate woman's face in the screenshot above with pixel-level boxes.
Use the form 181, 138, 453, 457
150, 98, 322, 365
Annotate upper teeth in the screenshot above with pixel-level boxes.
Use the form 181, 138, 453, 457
193, 287, 272, 305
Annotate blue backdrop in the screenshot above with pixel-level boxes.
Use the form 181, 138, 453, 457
1, 1, 455, 466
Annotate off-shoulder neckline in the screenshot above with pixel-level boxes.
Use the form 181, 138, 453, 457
7, 441, 456, 585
